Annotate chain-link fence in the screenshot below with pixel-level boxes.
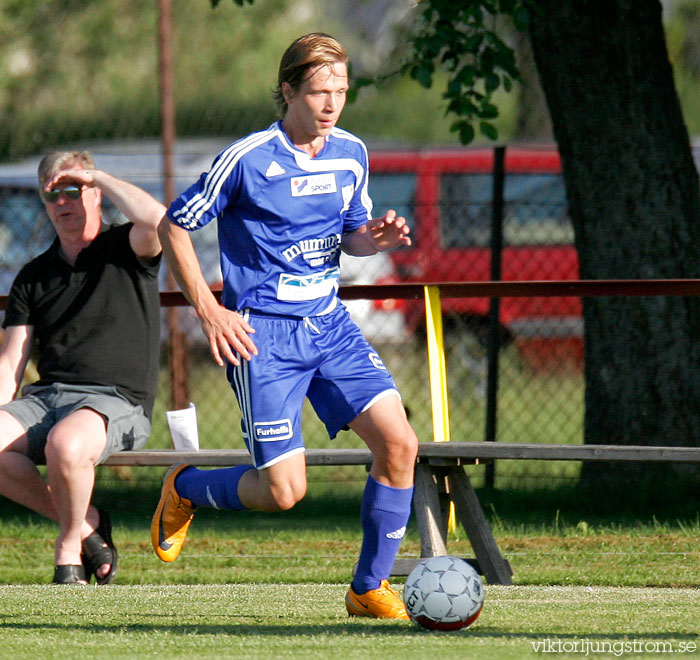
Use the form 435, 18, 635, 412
0, 142, 584, 491
1, 0, 698, 491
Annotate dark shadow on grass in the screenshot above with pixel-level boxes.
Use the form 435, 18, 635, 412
1, 622, 698, 642
0, 477, 697, 534
97, 481, 367, 533
0, 481, 369, 535
475, 479, 699, 528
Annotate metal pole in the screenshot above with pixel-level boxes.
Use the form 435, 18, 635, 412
158, 0, 189, 411
484, 145, 506, 488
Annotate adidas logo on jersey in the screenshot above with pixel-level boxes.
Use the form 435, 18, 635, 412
265, 161, 286, 177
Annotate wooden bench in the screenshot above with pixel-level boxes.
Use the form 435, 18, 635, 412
105, 441, 700, 585
7, 284, 700, 583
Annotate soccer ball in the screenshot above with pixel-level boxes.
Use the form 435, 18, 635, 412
403, 555, 485, 631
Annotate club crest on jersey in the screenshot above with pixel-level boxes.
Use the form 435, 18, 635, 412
369, 353, 387, 370
291, 173, 337, 197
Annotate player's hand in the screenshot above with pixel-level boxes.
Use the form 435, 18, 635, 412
199, 306, 257, 367
367, 210, 412, 251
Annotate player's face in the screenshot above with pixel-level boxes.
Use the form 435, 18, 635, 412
42, 165, 102, 242
282, 62, 348, 151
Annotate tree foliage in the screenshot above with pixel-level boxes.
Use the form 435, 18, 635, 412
207, 0, 531, 145
351, 1, 534, 144
202, 0, 700, 142
405, 1, 532, 144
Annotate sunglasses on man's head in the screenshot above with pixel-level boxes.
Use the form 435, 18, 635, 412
41, 185, 83, 203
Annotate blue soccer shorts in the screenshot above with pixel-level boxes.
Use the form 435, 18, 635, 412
226, 306, 400, 469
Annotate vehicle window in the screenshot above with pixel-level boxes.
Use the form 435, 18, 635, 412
439, 172, 573, 247
0, 189, 55, 268
368, 173, 416, 246
440, 174, 493, 248
504, 174, 573, 245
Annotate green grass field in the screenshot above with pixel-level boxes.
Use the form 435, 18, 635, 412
0, 481, 698, 659
1, 584, 697, 660
3, 344, 697, 658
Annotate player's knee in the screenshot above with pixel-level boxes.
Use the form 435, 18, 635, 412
374, 426, 418, 484
386, 425, 419, 467
265, 480, 307, 512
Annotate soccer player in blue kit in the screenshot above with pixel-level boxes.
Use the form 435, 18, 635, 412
152, 33, 418, 619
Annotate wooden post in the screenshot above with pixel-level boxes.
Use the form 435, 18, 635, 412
412, 463, 449, 558
158, 0, 189, 411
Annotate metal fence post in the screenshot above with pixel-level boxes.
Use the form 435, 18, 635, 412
484, 146, 506, 488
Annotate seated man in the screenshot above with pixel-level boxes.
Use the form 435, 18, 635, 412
0, 150, 164, 584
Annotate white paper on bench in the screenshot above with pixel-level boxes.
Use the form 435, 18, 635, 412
166, 402, 200, 452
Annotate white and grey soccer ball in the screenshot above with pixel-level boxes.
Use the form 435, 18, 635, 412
403, 555, 485, 631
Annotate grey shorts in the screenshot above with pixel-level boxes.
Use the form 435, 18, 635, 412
0, 383, 151, 465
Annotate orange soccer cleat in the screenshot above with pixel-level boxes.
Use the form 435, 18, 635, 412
345, 580, 410, 620
151, 463, 197, 562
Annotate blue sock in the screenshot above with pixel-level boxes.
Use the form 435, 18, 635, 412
175, 465, 254, 510
352, 475, 414, 594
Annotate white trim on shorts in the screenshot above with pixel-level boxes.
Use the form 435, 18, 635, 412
360, 388, 402, 415
256, 446, 306, 470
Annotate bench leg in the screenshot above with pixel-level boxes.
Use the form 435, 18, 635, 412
412, 463, 449, 558
392, 462, 512, 584
448, 467, 513, 585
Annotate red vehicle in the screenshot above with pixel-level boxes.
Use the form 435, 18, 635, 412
0, 142, 581, 368
364, 146, 582, 370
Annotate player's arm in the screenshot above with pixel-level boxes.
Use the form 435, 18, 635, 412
157, 216, 257, 367
341, 209, 412, 256
44, 169, 165, 259
0, 325, 34, 404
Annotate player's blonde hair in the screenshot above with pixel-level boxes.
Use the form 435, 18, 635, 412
273, 33, 348, 117
38, 150, 95, 190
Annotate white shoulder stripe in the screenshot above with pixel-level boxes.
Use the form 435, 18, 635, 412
173, 127, 277, 224
330, 128, 372, 221
330, 127, 370, 155
173, 126, 282, 226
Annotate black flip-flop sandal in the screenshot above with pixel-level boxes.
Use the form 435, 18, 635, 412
53, 564, 88, 584
82, 509, 118, 585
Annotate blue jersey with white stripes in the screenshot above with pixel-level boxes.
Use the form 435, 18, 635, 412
167, 121, 373, 317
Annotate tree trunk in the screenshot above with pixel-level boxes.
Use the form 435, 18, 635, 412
514, 32, 553, 140
527, 0, 700, 490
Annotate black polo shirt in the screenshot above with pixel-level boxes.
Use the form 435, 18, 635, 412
3, 223, 161, 416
